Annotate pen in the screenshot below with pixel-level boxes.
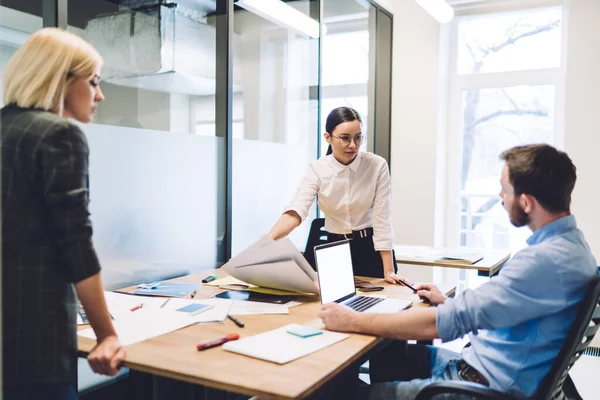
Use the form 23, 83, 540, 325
202, 274, 217, 284
196, 333, 240, 351
130, 303, 144, 312
227, 314, 245, 328
397, 278, 418, 293
190, 289, 197, 298
398, 279, 431, 304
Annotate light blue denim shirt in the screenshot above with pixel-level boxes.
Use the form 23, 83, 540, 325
436, 215, 597, 398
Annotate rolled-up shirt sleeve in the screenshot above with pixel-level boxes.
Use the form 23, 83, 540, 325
371, 160, 394, 250
283, 162, 320, 221
436, 249, 564, 342
40, 122, 101, 283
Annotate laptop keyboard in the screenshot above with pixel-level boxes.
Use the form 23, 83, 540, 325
345, 296, 385, 312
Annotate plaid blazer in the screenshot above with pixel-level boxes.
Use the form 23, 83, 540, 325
1, 104, 101, 386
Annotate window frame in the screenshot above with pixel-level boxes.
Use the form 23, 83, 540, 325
442, 3, 569, 251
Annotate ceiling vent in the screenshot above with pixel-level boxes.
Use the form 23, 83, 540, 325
86, 0, 225, 95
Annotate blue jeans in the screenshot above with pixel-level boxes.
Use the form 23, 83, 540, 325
4, 383, 79, 400
369, 344, 476, 400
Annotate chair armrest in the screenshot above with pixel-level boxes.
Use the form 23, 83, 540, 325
415, 381, 516, 400
562, 374, 583, 400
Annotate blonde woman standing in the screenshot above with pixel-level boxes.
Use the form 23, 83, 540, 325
1, 28, 124, 399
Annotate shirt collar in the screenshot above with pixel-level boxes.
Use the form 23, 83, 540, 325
329, 152, 362, 174
526, 214, 577, 246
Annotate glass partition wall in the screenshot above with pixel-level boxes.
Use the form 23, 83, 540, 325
231, 1, 319, 254
0, 0, 394, 274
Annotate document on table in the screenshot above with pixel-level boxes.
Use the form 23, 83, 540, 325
77, 308, 197, 346
160, 298, 233, 323
104, 291, 166, 320
77, 292, 166, 324
229, 300, 289, 315
222, 323, 349, 364
394, 245, 483, 265
206, 276, 304, 296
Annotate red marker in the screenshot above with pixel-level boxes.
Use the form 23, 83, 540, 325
130, 303, 144, 312
196, 333, 240, 351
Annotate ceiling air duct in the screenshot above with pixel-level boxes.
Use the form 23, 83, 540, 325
85, 0, 221, 96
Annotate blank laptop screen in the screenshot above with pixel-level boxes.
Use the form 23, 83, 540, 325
315, 242, 356, 304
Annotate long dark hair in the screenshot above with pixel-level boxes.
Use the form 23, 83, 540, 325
325, 107, 362, 155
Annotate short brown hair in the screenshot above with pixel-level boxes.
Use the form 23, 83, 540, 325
500, 144, 576, 213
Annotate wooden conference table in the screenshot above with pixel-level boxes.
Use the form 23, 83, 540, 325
78, 270, 455, 400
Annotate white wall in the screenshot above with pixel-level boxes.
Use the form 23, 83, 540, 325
564, 0, 600, 260
387, 0, 442, 281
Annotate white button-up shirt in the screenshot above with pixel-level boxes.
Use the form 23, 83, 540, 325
284, 152, 394, 250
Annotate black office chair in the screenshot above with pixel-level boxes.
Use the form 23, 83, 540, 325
303, 218, 327, 271
415, 276, 600, 400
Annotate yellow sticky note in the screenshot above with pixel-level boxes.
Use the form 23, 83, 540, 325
207, 276, 314, 296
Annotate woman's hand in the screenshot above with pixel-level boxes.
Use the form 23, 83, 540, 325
384, 272, 414, 286
87, 335, 126, 376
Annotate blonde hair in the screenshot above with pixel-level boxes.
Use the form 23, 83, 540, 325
3, 27, 103, 116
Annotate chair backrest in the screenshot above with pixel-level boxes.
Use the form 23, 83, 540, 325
303, 218, 327, 271
536, 276, 600, 400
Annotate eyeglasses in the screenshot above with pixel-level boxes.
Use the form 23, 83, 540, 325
331, 134, 363, 146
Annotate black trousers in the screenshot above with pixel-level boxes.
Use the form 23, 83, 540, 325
327, 230, 398, 278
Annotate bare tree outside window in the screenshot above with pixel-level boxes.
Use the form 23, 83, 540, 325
454, 8, 562, 250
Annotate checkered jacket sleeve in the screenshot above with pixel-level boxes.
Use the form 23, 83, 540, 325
40, 121, 102, 282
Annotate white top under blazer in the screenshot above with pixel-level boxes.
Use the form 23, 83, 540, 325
284, 152, 394, 251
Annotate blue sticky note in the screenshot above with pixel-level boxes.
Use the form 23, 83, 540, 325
286, 325, 323, 338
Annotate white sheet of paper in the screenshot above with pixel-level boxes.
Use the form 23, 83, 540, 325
77, 308, 196, 346
222, 323, 349, 364
229, 300, 289, 315
161, 298, 233, 323
103, 291, 166, 320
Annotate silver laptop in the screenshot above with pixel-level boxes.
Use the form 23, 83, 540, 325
314, 240, 411, 313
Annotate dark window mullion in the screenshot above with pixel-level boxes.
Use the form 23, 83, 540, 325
43, 0, 67, 28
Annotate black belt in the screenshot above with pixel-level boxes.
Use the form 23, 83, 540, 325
458, 361, 489, 387
328, 227, 373, 241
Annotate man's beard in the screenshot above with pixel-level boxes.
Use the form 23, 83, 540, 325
509, 201, 530, 227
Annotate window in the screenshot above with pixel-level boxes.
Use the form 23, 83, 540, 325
0, 2, 43, 107
320, 4, 372, 158
443, 5, 566, 287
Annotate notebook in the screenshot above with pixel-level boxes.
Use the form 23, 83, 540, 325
131, 281, 199, 297
395, 246, 483, 265
436, 252, 483, 265
222, 323, 348, 364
